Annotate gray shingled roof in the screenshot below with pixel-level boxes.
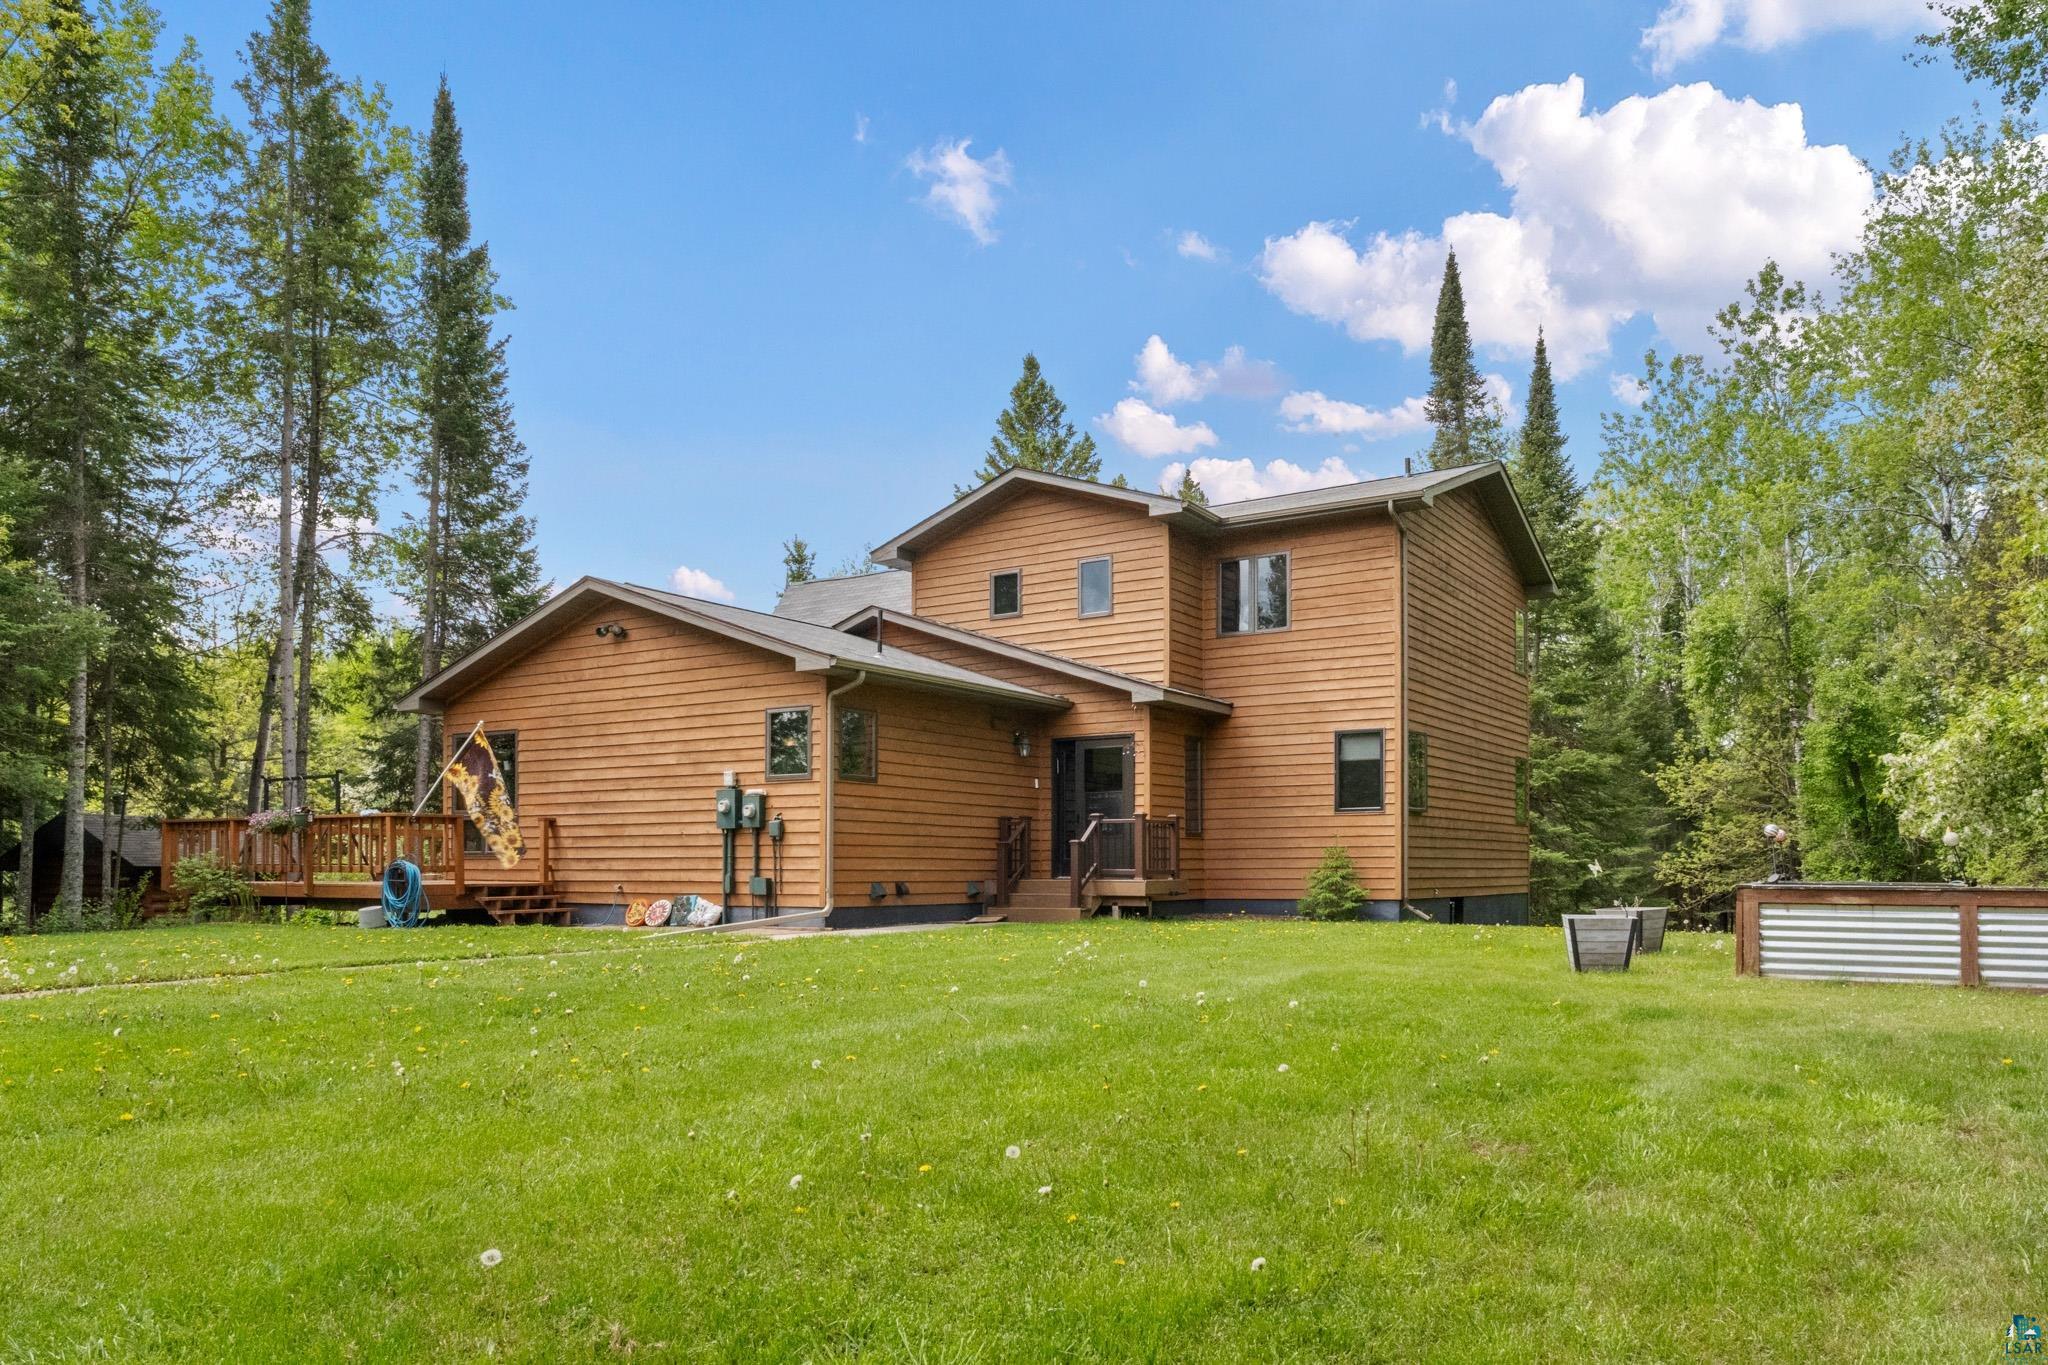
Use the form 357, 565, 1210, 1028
773, 569, 912, 624
392, 575, 1068, 713
1207, 464, 1476, 520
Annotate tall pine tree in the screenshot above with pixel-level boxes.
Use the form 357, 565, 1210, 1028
1423, 249, 1507, 469
1513, 331, 1662, 916
781, 536, 817, 585
963, 353, 1101, 491
405, 76, 543, 800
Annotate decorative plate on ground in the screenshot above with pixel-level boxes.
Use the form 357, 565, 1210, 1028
644, 898, 672, 926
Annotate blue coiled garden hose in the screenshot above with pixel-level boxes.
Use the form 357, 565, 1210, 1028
382, 859, 426, 929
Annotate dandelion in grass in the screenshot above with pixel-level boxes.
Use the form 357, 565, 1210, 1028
1276, 1063, 1289, 1074
789, 1174, 803, 1190
479, 1248, 503, 1268
918, 1163, 933, 1173
1005, 1145, 1021, 1159
1038, 1185, 1052, 1197
1250, 1256, 1266, 1272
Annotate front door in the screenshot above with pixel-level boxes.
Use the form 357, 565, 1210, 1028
1051, 736, 1134, 876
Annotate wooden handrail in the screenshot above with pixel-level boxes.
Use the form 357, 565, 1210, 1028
995, 815, 1030, 907
1069, 815, 1103, 910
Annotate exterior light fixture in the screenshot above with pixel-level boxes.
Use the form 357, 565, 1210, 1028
1012, 730, 1031, 758
594, 622, 629, 639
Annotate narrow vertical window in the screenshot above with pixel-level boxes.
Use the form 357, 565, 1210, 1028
836, 707, 877, 782
1335, 730, 1384, 811
1514, 609, 1530, 675
1515, 757, 1530, 825
990, 569, 1022, 618
1077, 556, 1113, 618
765, 707, 812, 779
1408, 731, 1430, 814
1184, 735, 1204, 836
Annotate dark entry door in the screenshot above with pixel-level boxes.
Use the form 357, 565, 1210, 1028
1052, 736, 1134, 876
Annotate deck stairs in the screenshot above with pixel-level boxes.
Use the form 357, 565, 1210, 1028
1000, 878, 1083, 923
475, 882, 571, 926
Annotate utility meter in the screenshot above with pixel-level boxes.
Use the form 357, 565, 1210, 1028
739, 790, 766, 830
714, 785, 741, 830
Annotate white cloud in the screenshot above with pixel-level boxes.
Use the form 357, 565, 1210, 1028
1158, 455, 1362, 503
1278, 389, 1431, 440
670, 565, 737, 603
1098, 397, 1218, 458
854, 112, 869, 144
906, 138, 1012, 245
1176, 230, 1223, 262
1610, 373, 1652, 406
1257, 76, 1873, 377
1643, 0, 1931, 73
1130, 335, 1284, 407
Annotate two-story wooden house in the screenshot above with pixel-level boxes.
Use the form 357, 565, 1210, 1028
374, 461, 1550, 927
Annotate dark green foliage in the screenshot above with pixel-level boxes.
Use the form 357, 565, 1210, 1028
172, 853, 256, 920
1423, 250, 1506, 469
1298, 844, 1368, 920
1175, 468, 1208, 506
964, 353, 1101, 491
782, 536, 817, 585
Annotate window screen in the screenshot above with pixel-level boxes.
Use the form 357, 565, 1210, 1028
1335, 730, 1384, 811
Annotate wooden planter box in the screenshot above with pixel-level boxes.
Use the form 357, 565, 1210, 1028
1564, 914, 1636, 972
1593, 905, 1669, 953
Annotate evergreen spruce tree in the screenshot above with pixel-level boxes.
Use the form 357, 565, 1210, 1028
963, 353, 1101, 492
781, 536, 817, 585
1511, 331, 1662, 917
405, 76, 544, 799
1298, 844, 1367, 920
1424, 249, 1507, 468
1175, 468, 1208, 506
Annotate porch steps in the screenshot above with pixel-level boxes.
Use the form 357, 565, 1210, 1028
999, 878, 1082, 923
475, 883, 571, 927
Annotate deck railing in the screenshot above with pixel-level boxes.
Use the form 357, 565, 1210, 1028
1069, 814, 1182, 907
994, 815, 1031, 907
159, 814, 477, 899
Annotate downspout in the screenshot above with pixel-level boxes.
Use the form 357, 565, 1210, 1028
820, 670, 868, 917
1386, 498, 1409, 918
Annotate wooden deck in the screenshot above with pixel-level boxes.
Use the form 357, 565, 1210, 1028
159, 814, 556, 909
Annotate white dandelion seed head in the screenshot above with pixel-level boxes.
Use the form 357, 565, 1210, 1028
1250, 1256, 1266, 1272
479, 1248, 502, 1268
1288, 1000, 1299, 1009
1005, 1145, 1021, 1159
789, 1174, 804, 1190
811, 1059, 822, 1069
1038, 1185, 1053, 1196
1276, 1063, 1290, 1073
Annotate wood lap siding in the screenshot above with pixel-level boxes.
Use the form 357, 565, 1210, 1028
1403, 489, 1530, 898
1166, 529, 1207, 692
832, 680, 1040, 904
876, 619, 1152, 880
441, 602, 827, 905
1194, 517, 1402, 903
910, 489, 1171, 681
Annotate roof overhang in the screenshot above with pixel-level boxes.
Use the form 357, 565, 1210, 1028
395, 578, 1068, 715
838, 607, 1234, 717
871, 467, 1218, 569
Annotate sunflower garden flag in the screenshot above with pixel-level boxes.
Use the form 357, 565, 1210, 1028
448, 729, 525, 867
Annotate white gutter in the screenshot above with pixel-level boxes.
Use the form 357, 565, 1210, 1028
820, 670, 867, 917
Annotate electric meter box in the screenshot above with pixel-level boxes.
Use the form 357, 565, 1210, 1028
739, 790, 766, 830
714, 786, 741, 831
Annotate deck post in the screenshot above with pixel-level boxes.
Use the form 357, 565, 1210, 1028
302, 825, 315, 902
1734, 886, 1761, 976
1959, 895, 1982, 987
453, 816, 468, 899
160, 822, 175, 896
381, 813, 394, 879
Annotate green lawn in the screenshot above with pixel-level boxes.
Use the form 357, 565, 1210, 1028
2, 918, 2043, 1361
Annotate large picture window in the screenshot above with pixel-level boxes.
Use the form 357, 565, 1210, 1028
765, 707, 812, 779
990, 569, 1022, 618
461, 730, 517, 854
1335, 730, 1384, 812
836, 707, 877, 782
1077, 556, 1113, 618
1218, 553, 1289, 634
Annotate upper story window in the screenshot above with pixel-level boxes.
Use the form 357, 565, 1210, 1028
1077, 556, 1113, 618
765, 707, 812, 779
1514, 609, 1531, 675
990, 568, 1022, 618
837, 707, 877, 783
1219, 552, 1289, 634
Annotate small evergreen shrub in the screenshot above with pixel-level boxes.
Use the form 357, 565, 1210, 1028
1299, 845, 1368, 920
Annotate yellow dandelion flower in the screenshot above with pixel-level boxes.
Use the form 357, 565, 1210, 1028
918, 1163, 933, 1173
119, 1112, 134, 1121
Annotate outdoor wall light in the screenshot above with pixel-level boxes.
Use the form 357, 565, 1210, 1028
1012, 730, 1031, 757
594, 622, 628, 639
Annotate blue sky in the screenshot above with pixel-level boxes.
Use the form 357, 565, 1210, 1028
169, 1, 1974, 609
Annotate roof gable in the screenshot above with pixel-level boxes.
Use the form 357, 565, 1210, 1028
871, 468, 1215, 568
393, 577, 1069, 715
